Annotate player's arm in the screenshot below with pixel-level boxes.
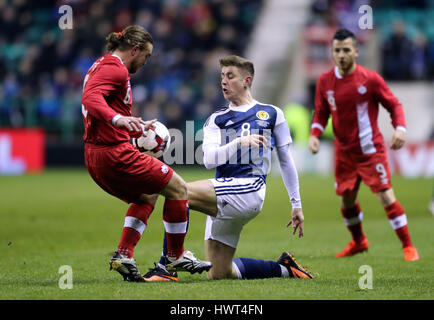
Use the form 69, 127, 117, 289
373, 72, 406, 150
273, 113, 304, 238
202, 115, 231, 169
202, 116, 266, 169
309, 77, 331, 154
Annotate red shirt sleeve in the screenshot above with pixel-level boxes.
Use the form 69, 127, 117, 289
373, 72, 406, 129
310, 75, 331, 138
81, 62, 128, 123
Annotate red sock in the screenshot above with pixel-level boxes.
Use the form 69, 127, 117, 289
163, 199, 188, 259
385, 201, 413, 248
118, 203, 154, 258
341, 202, 365, 243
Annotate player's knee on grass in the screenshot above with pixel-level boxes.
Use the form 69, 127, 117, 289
205, 239, 237, 280
206, 262, 236, 280
206, 256, 235, 280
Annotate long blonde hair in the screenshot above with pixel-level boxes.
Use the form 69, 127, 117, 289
106, 25, 153, 52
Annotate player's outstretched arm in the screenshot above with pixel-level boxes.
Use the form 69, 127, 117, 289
277, 144, 304, 238
202, 134, 268, 169
274, 121, 304, 237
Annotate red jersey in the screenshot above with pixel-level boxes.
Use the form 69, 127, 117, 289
81, 53, 135, 145
311, 64, 406, 155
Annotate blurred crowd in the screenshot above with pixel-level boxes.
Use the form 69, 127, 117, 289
2, 0, 433, 144
0, 0, 263, 142
308, 0, 434, 80
380, 17, 434, 80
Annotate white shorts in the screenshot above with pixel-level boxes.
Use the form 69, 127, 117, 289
204, 177, 266, 248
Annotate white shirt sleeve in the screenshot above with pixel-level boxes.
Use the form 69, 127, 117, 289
276, 143, 302, 208
112, 114, 122, 125
273, 112, 300, 208
275, 106, 287, 127
202, 114, 221, 148
202, 113, 240, 169
273, 108, 292, 147
202, 140, 240, 169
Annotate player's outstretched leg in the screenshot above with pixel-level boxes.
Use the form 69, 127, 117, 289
232, 252, 313, 280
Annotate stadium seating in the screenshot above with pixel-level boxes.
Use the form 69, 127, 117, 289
1, 0, 433, 145
0, 0, 263, 142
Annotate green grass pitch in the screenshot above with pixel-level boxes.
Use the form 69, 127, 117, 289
0, 167, 433, 300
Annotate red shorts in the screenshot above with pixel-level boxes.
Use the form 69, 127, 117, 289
334, 148, 392, 197
84, 142, 173, 203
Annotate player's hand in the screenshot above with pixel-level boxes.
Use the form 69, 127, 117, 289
115, 116, 156, 133
308, 136, 320, 154
390, 129, 406, 150
142, 119, 157, 131
239, 134, 268, 149
286, 208, 304, 238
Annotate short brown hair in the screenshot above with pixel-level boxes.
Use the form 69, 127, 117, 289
106, 25, 153, 52
219, 55, 255, 79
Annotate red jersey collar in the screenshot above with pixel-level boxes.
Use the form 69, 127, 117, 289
334, 64, 358, 79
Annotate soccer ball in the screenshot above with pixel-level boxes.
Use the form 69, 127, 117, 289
132, 121, 171, 158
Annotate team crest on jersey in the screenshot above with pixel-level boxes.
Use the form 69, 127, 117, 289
358, 85, 367, 94
256, 111, 269, 120
326, 90, 337, 111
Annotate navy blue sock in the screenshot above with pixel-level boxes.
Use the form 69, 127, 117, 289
233, 257, 282, 279
158, 234, 168, 266
159, 205, 190, 266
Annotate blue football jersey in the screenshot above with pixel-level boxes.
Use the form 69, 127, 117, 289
202, 100, 291, 180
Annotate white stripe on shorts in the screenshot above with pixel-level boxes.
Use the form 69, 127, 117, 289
124, 216, 147, 235
163, 221, 188, 234
215, 178, 264, 195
